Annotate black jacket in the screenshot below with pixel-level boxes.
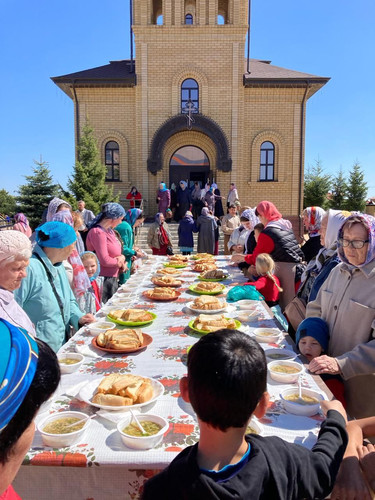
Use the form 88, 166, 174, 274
142, 411, 347, 500
262, 225, 304, 263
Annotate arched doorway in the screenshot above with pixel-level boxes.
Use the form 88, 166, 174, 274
169, 146, 210, 189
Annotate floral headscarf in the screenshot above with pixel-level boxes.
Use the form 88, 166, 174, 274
14, 213, 29, 228
46, 197, 72, 222
303, 207, 326, 236
256, 201, 282, 222
89, 203, 125, 229
125, 208, 143, 227
338, 213, 375, 268
240, 208, 259, 231
155, 213, 164, 225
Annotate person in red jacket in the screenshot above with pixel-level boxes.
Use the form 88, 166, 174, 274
126, 186, 142, 208
245, 253, 282, 307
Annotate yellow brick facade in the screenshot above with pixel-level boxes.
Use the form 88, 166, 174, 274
55, 0, 327, 223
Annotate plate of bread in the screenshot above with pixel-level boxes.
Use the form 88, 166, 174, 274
107, 309, 156, 326
188, 314, 241, 334
155, 267, 183, 276
142, 288, 181, 301
151, 276, 183, 287
92, 329, 153, 354
191, 253, 214, 260
168, 254, 189, 262
189, 282, 226, 295
187, 296, 228, 314
163, 262, 188, 269
80, 374, 164, 410
191, 262, 217, 272
198, 269, 229, 281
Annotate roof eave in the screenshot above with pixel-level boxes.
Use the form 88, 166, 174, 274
51, 76, 137, 99
243, 76, 330, 98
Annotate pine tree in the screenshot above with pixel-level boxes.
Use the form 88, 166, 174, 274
303, 160, 331, 209
17, 159, 59, 229
67, 122, 118, 214
328, 168, 348, 210
345, 161, 368, 212
0, 189, 17, 216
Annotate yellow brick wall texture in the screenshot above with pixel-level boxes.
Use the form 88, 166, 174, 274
76, 0, 306, 219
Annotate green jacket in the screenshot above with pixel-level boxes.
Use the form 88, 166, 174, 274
116, 220, 135, 284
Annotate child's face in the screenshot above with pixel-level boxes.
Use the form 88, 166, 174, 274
84, 257, 97, 278
298, 336, 323, 361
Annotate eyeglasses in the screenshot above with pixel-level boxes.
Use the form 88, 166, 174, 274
338, 238, 369, 249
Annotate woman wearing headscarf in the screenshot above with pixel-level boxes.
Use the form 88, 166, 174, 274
227, 183, 239, 208
0, 231, 35, 335
203, 186, 216, 214
211, 183, 224, 218
176, 181, 192, 221
86, 202, 127, 303
12, 213, 32, 238
15, 222, 94, 352
48, 201, 91, 301
156, 183, 171, 216
196, 207, 217, 255
0, 320, 60, 500
147, 213, 172, 255
307, 213, 375, 418
46, 197, 72, 222
301, 207, 326, 263
178, 211, 197, 255
116, 208, 145, 283
232, 201, 304, 310
191, 182, 203, 220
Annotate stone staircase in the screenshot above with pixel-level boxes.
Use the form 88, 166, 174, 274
135, 221, 225, 255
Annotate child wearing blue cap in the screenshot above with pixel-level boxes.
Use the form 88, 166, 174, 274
296, 318, 346, 407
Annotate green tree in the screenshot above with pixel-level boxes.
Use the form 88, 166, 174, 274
0, 189, 17, 215
303, 160, 331, 209
17, 159, 59, 229
328, 167, 348, 210
67, 122, 118, 213
344, 161, 368, 212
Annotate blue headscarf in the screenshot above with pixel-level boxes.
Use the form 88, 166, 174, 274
36, 221, 77, 248
159, 183, 168, 192
296, 317, 329, 352
125, 208, 143, 227
80, 251, 100, 282
179, 180, 187, 190
0, 319, 39, 432
89, 202, 126, 229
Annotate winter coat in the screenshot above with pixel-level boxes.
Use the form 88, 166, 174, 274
196, 215, 217, 254
178, 216, 197, 248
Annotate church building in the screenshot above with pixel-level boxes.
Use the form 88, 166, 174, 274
52, 0, 328, 225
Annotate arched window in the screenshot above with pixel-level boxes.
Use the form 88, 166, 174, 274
185, 13, 193, 24
181, 78, 199, 113
105, 141, 120, 181
260, 141, 274, 181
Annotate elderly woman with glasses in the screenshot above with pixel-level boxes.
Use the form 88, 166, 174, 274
306, 213, 375, 419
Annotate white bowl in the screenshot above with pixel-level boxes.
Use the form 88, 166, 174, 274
254, 328, 282, 344
268, 360, 304, 383
38, 411, 91, 447
264, 348, 296, 363
246, 416, 263, 436
87, 321, 116, 336
281, 388, 324, 416
111, 297, 134, 307
117, 414, 169, 450
58, 353, 85, 374
236, 300, 258, 310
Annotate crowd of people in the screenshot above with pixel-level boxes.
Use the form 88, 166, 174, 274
1, 184, 375, 499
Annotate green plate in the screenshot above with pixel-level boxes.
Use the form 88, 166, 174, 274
107, 312, 157, 326
163, 262, 188, 269
188, 319, 241, 335
189, 284, 226, 295
197, 275, 229, 282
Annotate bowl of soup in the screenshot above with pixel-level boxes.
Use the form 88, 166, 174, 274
236, 300, 258, 310
281, 388, 323, 416
253, 328, 282, 344
58, 353, 84, 374
38, 411, 91, 447
268, 360, 303, 383
117, 414, 169, 450
245, 416, 263, 436
87, 321, 116, 337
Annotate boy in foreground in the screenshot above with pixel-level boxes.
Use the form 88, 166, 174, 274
142, 330, 348, 500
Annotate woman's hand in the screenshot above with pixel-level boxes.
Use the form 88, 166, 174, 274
79, 314, 95, 326
359, 444, 375, 493
115, 255, 125, 268
308, 355, 340, 375
231, 253, 245, 263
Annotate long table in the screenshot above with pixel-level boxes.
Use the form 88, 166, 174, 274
14, 256, 331, 500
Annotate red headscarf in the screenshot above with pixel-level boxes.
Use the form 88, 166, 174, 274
256, 201, 282, 222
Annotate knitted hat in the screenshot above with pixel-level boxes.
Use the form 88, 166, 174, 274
296, 317, 330, 352
0, 231, 32, 262
36, 221, 77, 249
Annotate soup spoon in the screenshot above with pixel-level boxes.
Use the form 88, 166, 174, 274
130, 409, 147, 435
64, 413, 97, 430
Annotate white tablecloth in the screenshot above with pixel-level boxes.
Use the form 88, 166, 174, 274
14, 256, 329, 500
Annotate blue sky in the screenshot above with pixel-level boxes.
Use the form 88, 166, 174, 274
1, 0, 374, 197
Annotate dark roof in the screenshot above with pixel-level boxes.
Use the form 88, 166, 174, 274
51, 60, 136, 98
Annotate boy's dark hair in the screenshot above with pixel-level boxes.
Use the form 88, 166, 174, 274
0, 339, 60, 464
187, 330, 266, 431
254, 223, 265, 232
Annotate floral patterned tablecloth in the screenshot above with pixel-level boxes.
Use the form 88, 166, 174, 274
15, 256, 328, 500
